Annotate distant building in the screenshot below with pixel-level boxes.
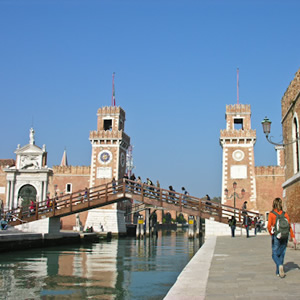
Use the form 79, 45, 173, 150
0, 106, 130, 234
220, 104, 285, 218
281, 68, 300, 238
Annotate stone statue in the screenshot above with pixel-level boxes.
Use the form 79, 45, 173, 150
29, 128, 35, 145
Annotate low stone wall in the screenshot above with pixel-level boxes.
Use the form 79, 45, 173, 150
205, 217, 255, 237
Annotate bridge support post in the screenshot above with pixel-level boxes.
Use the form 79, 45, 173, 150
136, 215, 144, 239
145, 209, 150, 237
196, 216, 200, 237
188, 216, 195, 239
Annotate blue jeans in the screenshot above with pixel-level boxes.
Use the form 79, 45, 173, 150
231, 226, 236, 237
245, 226, 249, 237
272, 235, 287, 274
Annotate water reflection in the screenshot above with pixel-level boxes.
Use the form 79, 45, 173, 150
0, 230, 202, 299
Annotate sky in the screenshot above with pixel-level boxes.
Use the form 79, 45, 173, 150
1, 0, 300, 198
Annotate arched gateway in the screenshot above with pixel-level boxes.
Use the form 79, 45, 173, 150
18, 184, 37, 207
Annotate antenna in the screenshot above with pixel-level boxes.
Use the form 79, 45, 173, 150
111, 72, 116, 106
237, 68, 239, 104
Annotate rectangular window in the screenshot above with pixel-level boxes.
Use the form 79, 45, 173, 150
234, 118, 243, 130
104, 119, 112, 131
66, 183, 72, 193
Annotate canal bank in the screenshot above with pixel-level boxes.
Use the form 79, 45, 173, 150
165, 234, 300, 300
0, 227, 110, 252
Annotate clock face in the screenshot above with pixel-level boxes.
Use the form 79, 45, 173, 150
232, 150, 245, 162
98, 150, 112, 164
120, 152, 126, 167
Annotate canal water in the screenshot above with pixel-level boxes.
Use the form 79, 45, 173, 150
0, 230, 202, 300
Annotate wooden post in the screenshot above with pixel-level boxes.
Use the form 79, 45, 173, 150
140, 216, 144, 238
198, 197, 202, 213
196, 216, 200, 237
179, 195, 182, 212
69, 194, 72, 212
145, 209, 150, 237
35, 202, 39, 220
141, 184, 144, 203
123, 179, 126, 197
218, 203, 222, 222
136, 215, 144, 239
105, 183, 108, 202
188, 216, 195, 239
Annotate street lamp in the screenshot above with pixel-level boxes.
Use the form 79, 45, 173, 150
262, 116, 300, 146
224, 182, 245, 216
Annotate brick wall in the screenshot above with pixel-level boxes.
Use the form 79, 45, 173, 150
255, 166, 285, 216
281, 68, 300, 223
51, 165, 90, 230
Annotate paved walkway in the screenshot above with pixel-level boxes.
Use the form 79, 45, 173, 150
165, 234, 300, 300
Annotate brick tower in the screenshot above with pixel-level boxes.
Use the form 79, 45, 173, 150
85, 106, 130, 234
220, 104, 257, 210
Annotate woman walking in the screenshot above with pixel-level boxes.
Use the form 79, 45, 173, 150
267, 197, 296, 278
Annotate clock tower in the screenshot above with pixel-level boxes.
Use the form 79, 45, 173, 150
85, 106, 130, 234
220, 104, 257, 210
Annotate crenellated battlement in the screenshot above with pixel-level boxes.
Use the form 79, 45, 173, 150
226, 104, 251, 114
97, 106, 125, 118
255, 165, 284, 176
89, 130, 130, 143
52, 165, 91, 175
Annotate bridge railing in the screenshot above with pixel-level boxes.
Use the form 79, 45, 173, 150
2, 178, 260, 226
123, 179, 260, 224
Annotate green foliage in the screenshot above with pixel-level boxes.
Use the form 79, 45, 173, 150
176, 213, 187, 224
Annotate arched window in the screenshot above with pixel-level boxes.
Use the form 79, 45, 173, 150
292, 115, 300, 173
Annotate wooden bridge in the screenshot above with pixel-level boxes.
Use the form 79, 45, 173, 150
3, 179, 259, 227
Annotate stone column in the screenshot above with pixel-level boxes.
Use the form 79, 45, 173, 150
10, 180, 15, 209
6, 181, 11, 209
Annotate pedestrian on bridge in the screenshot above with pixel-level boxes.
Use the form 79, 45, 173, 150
168, 186, 176, 203
205, 194, 211, 211
136, 176, 142, 192
130, 174, 136, 191
228, 216, 236, 237
112, 177, 116, 194
243, 213, 251, 238
181, 187, 189, 204
156, 180, 160, 197
242, 201, 247, 214
147, 178, 154, 197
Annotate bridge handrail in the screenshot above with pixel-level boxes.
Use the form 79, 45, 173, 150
3, 178, 261, 227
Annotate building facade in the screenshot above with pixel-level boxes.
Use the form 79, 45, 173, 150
220, 104, 285, 218
0, 106, 130, 234
281, 68, 300, 239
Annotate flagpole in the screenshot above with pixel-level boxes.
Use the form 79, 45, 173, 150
112, 72, 116, 106
237, 68, 239, 104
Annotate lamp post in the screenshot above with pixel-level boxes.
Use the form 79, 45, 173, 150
262, 116, 300, 146
224, 182, 245, 216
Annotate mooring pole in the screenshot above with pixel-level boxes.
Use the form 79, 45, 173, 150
188, 216, 195, 239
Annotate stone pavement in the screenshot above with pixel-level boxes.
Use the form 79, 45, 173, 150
165, 234, 300, 300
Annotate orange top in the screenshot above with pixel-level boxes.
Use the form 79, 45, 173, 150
267, 209, 295, 239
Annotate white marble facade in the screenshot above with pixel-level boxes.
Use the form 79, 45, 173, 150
4, 128, 52, 209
